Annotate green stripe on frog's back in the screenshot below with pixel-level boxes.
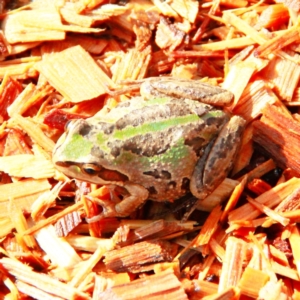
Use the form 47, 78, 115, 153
112, 114, 200, 140
91, 98, 228, 159
99, 113, 226, 160
102, 97, 224, 141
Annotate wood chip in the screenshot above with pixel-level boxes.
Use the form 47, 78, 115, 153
99, 269, 188, 300
0, 2, 300, 299
36, 45, 113, 102
104, 240, 177, 273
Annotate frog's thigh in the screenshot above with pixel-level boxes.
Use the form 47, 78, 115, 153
190, 115, 245, 199
115, 182, 149, 217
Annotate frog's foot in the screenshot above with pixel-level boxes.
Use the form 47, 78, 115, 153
86, 182, 149, 223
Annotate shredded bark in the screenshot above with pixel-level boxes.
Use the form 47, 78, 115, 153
1, 1, 300, 299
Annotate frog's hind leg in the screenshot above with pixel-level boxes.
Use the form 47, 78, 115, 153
186, 115, 245, 219
86, 183, 149, 222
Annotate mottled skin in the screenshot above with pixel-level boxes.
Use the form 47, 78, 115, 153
53, 78, 245, 221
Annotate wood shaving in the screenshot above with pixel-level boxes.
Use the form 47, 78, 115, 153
0, 1, 300, 299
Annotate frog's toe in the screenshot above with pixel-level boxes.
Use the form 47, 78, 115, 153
85, 199, 118, 223
85, 213, 104, 223
85, 183, 149, 222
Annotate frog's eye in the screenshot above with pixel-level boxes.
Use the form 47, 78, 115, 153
82, 164, 102, 175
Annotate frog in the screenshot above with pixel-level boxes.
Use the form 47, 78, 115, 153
52, 78, 245, 222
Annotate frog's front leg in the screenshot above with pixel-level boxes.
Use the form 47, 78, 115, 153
190, 115, 246, 201
86, 182, 149, 222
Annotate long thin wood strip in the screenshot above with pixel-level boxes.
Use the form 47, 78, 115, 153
218, 237, 248, 292
70, 244, 113, 287
228, 177, 300, 222
23, 201, 84, 235
0, 257, 90, 299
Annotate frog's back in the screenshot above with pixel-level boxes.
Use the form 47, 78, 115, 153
90, 97, 229, 201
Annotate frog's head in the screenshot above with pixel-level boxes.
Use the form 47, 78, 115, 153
53, 119, 128, 185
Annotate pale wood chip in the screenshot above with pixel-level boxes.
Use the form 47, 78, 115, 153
112, 46, 151, 82
255, 4, 289, 30
223, 52, 269, 106
34, 224, 82, 269
0, 154, 55, 179
16, 281, 64, 300
151, 0, 179, 19
36, 45, 113, 102
11, 114, 55, 152
260, 53, 300, 101
2, 273, 19, 298
218, 237, 248, 292
167, 0, 199, 23
0, 257, 89, 299
3, 10, 66, 44
255, 26, 299, 57
0, 179, 51, 205
155, 17, 185, 51
247, 197, 290, 227
8, 83, 53, 117
9, 200, 38, 249
228, 177, 300, 222
75, 0, 107, 11
99, 269, 188, 300
66, 234, 115, 253
275, 187, 300, 212
271, 261, 300, 280
0, 179, 51, 237
60, 3, 126, 28
238, 267, 270, 298
275, 0, 300, 12
70, 243, 114, 288
222, 11, 267, 45
258, 279, 288, 300
197, 178, 239, 211
0, 59, 39, 79
233, 78, 278, 121
131, 219, 192, 241
31, 181, 64, 221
